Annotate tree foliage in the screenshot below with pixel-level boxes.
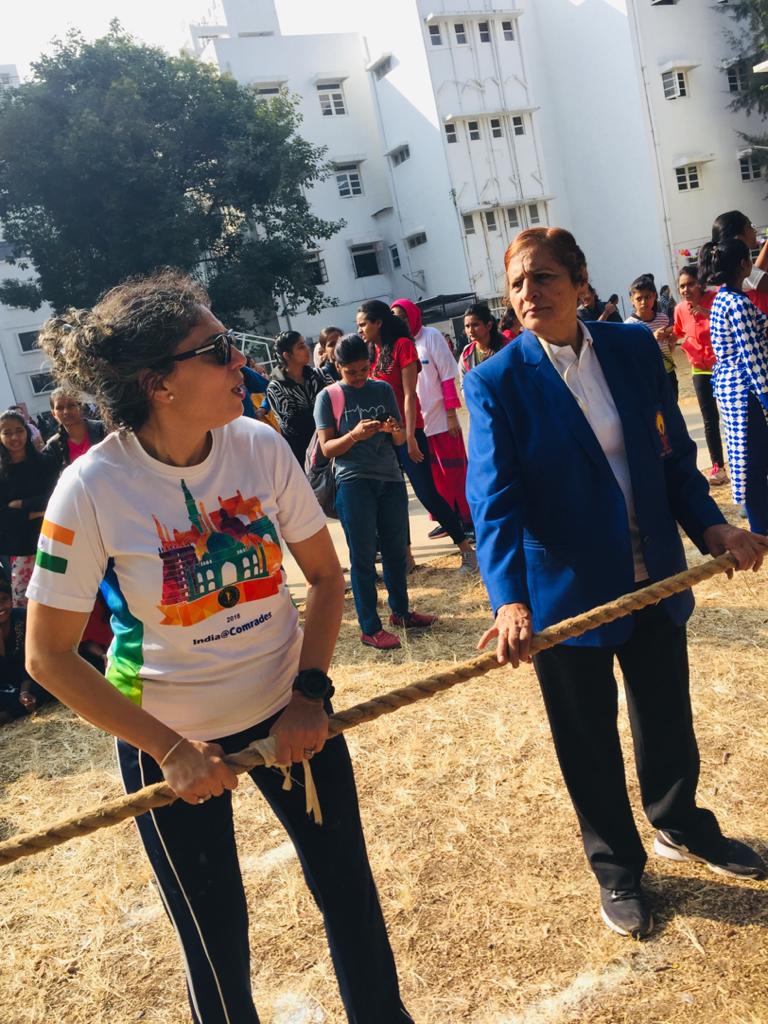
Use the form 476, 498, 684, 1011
721, 0, 768, 117
0, 24, 341, 326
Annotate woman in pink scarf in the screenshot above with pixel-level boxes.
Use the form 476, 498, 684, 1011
391, 299, 472, 535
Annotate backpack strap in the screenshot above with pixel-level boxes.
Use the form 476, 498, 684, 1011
327, 383, 345, 431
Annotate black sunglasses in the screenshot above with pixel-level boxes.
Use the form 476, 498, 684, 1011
170, 330, 235, 366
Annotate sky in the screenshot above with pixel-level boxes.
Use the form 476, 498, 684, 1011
4, 0, 362, 80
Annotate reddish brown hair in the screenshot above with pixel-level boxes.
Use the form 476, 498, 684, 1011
504, 228, 588, 288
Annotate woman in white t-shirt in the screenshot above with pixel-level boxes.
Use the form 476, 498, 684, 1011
25, 271, 413, 1024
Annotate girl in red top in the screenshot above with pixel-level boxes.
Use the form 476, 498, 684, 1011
673, 265, 727, 485
355, 300, 476, 572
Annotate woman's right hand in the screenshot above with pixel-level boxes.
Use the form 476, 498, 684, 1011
407, 435, 425, 463
477, 602, 533, 667
160, 738, 239, 805
349, 418, 381, 443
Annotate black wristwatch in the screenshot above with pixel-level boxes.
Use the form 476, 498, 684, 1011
292, 668, 335, 702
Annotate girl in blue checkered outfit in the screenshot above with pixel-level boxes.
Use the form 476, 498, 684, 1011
701, 239, 768, 534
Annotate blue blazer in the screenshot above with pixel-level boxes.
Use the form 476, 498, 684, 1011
464, 323, 726, 646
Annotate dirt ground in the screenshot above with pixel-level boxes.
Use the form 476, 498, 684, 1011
0, 482, 766, 1024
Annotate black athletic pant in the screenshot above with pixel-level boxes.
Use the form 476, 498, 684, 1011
691, 373, 725, 468
397, 428, 466, 545
118, 708, 413, 1024
532, 602, 724, 891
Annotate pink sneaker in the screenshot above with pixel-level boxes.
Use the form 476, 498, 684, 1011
708, 463, 728, 486
361, 629, 402, 651
389, 610, 438, 629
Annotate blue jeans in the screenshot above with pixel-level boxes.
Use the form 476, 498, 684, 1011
745, 392, 768, 535
336, 477, 409, 635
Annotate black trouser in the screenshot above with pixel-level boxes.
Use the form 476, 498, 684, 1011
745, 392, 768, 536
667, 369, 679, 402
532, 603, 723, 891
396, 428, 466, 545
117, 709, 413, 1024
691, 373, 724, 468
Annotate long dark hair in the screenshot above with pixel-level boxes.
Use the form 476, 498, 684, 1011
464, 302, 504, 353
712, 210, 751, 245
357, 299, 411, 374
274, 330, 303, 365
698, 239, 750, 289
0, 410, 38, 476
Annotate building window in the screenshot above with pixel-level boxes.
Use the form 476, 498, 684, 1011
254, 85, 282, 98
484, 211, 498, 232
17, 330, 40, 353
390, 144, 411, 167
662, 70, 687, 99
728, 61, 748, 94
740, 155, 762, 181
454, 22, 467, 45
507, 207, 520, 229
512, 115, 525, 136
306, 252, 328, 285
390, 244, 401, 268
468, 120, 481, 141
318, 83, 346, 117
335, 163, 363, 198
429, 24, 442, 46
490, 118, 503, 139
30, 371, 55, 396
479, 21, 491, 42
350, 244, 381, 278
406, 231, 427, 249
501, 20, 515, 41
528, 203, 541, 225
444, 123, 457, 144
374, 56, 393, 80
462, 214, 476, 235
675, 164, 700, 191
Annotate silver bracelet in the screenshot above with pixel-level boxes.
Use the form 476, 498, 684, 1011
159, 737, 186, 769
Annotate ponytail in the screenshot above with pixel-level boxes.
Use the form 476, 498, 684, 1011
698, 239, 749, 288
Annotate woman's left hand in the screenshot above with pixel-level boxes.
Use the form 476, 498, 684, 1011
703, 523, 768, 573
270, 693, 329, 764
446, 412, 461, 438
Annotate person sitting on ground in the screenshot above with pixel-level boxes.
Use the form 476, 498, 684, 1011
673, 264, 727, 487
458, 303, 508, 392
465, 225, 768, 942
578, 285, 622, 323
267, 331, 327, 465
0, 577, 53, 724
625, 273, 679, 400
44, 388, 106, 470
314, 333, 437, 651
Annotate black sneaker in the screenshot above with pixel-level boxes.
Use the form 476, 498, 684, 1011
654, 830, 767, 880
428, 525, 448, 539
599, 887, 653, 938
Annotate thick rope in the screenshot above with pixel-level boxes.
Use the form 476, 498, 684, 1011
0, 552, 739, 868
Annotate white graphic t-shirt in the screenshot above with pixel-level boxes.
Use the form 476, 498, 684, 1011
26, 419, 327, 740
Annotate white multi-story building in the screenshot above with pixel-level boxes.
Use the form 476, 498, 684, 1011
625, 0, 767, 273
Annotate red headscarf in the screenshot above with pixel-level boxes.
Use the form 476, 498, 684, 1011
392, 297, 422, 338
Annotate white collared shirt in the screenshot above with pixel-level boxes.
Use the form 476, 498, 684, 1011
539, 324, 648, 582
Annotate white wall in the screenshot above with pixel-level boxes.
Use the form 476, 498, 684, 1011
522, 0, 669, 307
627, 0, 768, 280
0, 259, 54, 416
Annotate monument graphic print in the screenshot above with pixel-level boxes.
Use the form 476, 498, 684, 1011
153, 480, 283, 626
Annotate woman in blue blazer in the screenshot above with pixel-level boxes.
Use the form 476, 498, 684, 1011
465, 228, 768, 939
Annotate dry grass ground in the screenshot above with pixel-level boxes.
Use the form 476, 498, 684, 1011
0, 487, 766, 1024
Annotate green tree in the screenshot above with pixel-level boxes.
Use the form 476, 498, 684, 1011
0, 24, 340, 326
721, 2, 768, 118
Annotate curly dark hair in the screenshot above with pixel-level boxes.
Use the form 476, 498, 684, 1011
37, 269, 209, 432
